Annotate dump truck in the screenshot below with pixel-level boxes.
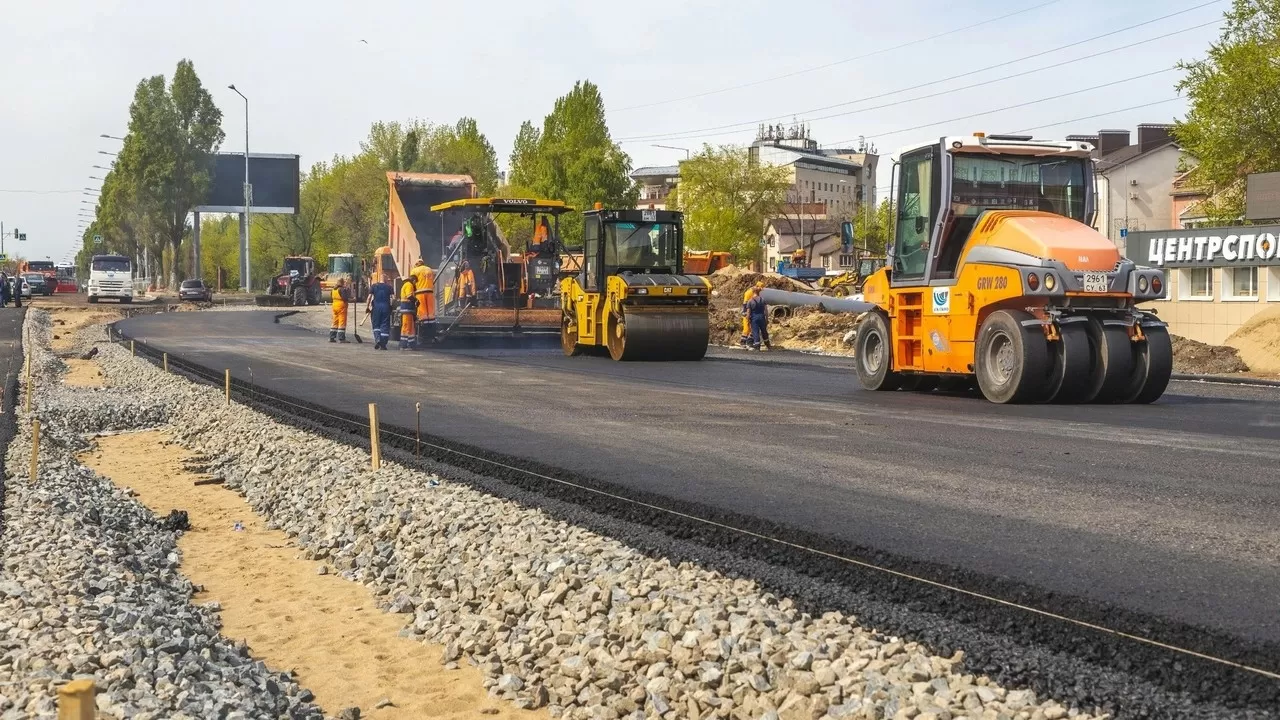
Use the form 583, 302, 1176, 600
682, 250, 732, 275
425, 197, 574, 341
386, 172, 477, 276
560, 206, 711, 361
761, 133, 1171, 404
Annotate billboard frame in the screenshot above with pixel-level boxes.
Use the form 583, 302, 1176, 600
193, 152, 300, 215
1245, 171, 1280, 221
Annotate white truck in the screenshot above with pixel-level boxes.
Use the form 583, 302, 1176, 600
87, 254, 134, 304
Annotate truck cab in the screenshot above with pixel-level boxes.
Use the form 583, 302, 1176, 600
87, 254, 134, 304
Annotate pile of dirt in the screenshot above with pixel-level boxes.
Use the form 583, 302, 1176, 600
770, 306, 863, 355
705, 264, 863, 353
1226, 306, 1280, 375
1171, 335, 1250, 375
707, 265, 811, 302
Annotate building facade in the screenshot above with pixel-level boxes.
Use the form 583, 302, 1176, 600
1129, 226, 1279, 344
630, 165, 680, 210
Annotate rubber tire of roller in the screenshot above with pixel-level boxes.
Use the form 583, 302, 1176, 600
854, 311, 901, 391
1082, 317, 1134, 404
561, 317, 583, 357
1046, 322, 1092, 403
1120, 324, 1173, 404
974, 309, 1050, 404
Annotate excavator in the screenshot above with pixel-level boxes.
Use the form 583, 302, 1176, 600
761, 133, 1171, 404
425, 197, 574, 340
561, 206, 711, 360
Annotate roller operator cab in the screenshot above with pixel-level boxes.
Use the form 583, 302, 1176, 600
857, 134, 1172, 404
560, 208, 711, 361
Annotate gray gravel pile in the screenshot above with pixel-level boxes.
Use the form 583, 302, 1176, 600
82, 324, 1103, 720
0, 311, 323, 720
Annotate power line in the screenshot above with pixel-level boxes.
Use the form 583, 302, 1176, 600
0, 189, 82, 195
1009, 97, 1184, 134
611, 0, 1064, 113
617, 0, 1223, 143
822, 68, 1178, 148
621, 19, 1217, 146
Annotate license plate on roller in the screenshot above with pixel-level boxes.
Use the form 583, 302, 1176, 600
1083, 272, 1108, 293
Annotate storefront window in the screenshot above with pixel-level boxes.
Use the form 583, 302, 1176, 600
1227, 267, 1258, 299
1180, 267, 1213, 299
1269, 267, 1280, 302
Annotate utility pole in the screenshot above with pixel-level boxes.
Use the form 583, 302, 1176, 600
229, 84, 251, 291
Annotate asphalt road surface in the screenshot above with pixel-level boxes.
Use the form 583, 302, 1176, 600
119, 310, 1280, 653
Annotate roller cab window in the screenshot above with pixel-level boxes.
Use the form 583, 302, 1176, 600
605, 221, 680, 274
893, 148, 939, 281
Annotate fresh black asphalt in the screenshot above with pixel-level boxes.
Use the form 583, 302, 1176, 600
0, 308, 26, 541
117, 309, 1280, 714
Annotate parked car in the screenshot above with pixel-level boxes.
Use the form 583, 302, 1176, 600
178, 278, 213, 302
22, 273, 50, 296
5, 276, 27, 305
18, 276, 31, 299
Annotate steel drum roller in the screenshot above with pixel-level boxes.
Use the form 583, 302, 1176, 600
607, 309, 709, 361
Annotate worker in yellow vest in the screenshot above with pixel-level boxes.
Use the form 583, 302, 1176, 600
398, 276, 417, 350
410, 259, 436, 341
740, 284, 758, 347
329, 278, 351, 343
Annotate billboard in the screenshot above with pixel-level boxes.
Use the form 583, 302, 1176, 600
1245, 172, 1280, 221
194, 153, 300, 214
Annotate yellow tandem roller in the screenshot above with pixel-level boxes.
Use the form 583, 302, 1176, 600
561, 207, 712, 361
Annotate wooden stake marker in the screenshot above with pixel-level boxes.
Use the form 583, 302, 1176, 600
415, 402, 421, 457
369, 403, 382, 470
57, 679, 95, 720
130, 340, 135, 356
29, 420, 40, 483
163, 352, 169, 372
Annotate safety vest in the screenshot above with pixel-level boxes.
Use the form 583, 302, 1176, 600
331, 287, 348, 310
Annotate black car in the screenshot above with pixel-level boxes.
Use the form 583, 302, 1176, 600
22, 273, 51, 296
178, 278, 213, 302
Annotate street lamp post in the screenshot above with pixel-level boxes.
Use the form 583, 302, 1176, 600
228, 84, 251, 291
652, 144, 691, 159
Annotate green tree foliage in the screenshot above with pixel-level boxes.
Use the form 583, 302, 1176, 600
857, 199, 896, 255
83, 60, 224, 287
668, 145, 791, 261
1173, 0, 1280, 221
509, 80, 637, 245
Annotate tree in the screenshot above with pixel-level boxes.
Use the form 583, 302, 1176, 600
508, 120, 542, 187
857, 199, 896, 256
1173, 0, 1280, 222
509, 80, 637, 244
669, 144, 791, 261
92, 60, 224, 287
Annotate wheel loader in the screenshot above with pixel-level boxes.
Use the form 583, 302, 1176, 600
561, 206, 711, 361
761, 133, 1171, 404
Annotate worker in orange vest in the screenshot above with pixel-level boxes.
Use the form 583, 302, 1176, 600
412, 258, 437, 320
459, 261, 476, 302
329, 278, 351, 343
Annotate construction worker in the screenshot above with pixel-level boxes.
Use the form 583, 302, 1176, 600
410, 259, 436, 340
397, 276, 417, 350
329, 278, 351, 343
740, 282, 758, 347
459, 261, 476, 302
366, 274, 394, 350
747, 281, 771, 351
532, 216, 549, 249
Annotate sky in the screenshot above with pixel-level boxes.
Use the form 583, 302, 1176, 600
0, 0, 1226, 263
